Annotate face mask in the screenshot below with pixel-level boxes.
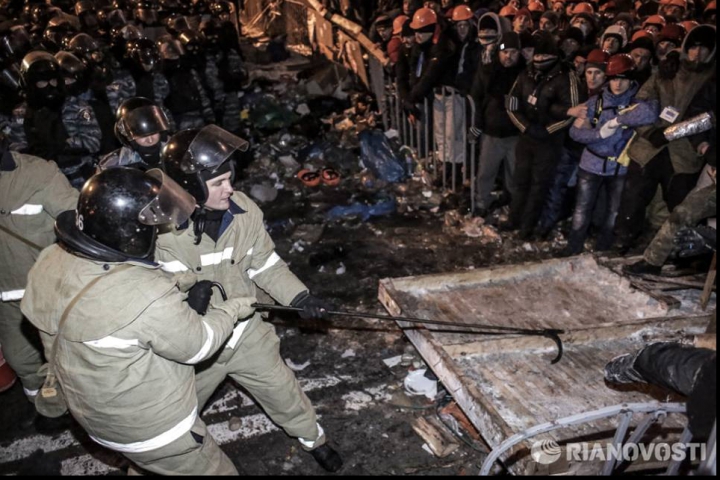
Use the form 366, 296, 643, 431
534, 58, 557, 72
573, 22, 591, 38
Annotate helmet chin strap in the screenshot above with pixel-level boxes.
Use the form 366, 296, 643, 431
193, 206, 207, 245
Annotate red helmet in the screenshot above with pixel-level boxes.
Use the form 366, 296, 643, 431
410, 7, 438, 29
642, 14, 667, 29
680, 20, 699, 33
706, 0, 716, 13
392, 15, 409, 35
573, 2, 595, 14
631, 29, 655, 42
606, 53, 636, 77
451, 4, 475, 21
528, 1, 546, 12
499, 4, 519, 16
662, 0, 687, 8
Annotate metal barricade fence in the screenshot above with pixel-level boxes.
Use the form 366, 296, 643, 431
383, 81, 478, 214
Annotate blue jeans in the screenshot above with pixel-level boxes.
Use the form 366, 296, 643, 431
567, 169, 627, 255
538, 148, 580, 234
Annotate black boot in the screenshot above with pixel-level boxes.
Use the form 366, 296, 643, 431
623, 260, 662, 276
309, 444, 343, 473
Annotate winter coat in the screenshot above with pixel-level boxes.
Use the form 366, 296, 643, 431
628, 25, 717, 174
20, 245, 253, 452
155, 192, 308, 357
407, 33, 457, 104
570, 83, 659, 176
470, 58, 525, 138
0, 152, 78, 302
506, 61, 584, 143
452, 38, 481, 94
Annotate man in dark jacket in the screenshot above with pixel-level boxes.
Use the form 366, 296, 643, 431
616, 25, 716, 251
471, 31, 525, 216
505, 31, 581, 239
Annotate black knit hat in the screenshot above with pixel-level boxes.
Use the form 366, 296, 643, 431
499, 31, 522, 50
519, 30, 534, 49
533, 30, 560, 56
629, 35, 655, 53
564, 26, 585, 45
541, 11, 560, 25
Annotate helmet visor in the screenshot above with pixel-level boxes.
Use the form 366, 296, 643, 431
123, 105, 170, 139
182, 124, 249, 174
139, 169, 196, 226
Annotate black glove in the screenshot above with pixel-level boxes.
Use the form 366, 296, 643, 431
291, 292, 334, 320
526, 124, 550, 140
673, 226, 717, 258
186, 280, 214, 315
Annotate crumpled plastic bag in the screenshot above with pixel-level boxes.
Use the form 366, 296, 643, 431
326, 197, 397, 222
359, 129, 407, 184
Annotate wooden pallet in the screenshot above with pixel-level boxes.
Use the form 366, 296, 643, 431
379, 255, 713, 474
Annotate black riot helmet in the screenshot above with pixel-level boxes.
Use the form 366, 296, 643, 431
209, 0, 233, 20
55, 50, 89, 96
75, 0, 101, 31
20, 50, 66, 108
55, 167, 196, 261
1, 25, 31, 63
132, 0, 159, 26
42, 19, 78, 53
162, 125, 249, 205
200, 18, 221, 51
177, 30, 205, 65
48, 0, 76, 13
115, 97, 170, 144
125, 37, 159, 72
67, 33, 112, 85
165, 14, 192, 35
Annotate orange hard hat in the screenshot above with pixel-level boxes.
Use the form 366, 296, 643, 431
410, 7, 438, 29
393, 15, 409, 35
451, 4, 475, 22
606, 53, 636, 77
631, 29, 655, 42
680, 20, 699, 33
528, 1, 546, 12
706, 0, 716, 12
642, 14, 667, 28
662, 0, 686, 7
499, 4, 519, 16
599, 1, 616, 12
573, 2, 595, 14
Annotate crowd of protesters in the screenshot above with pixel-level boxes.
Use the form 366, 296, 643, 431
366, 0, 715, 266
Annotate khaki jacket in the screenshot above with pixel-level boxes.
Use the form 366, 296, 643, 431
629, 66, 715, 175
0, 152, 78, 302
155, 192, 308, 349
20, 245, 253, 453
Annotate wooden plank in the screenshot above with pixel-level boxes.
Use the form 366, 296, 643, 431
411, 416, 460, 458
379, 257, 708, 475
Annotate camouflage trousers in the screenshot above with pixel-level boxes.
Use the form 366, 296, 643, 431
644, 184, 717, 266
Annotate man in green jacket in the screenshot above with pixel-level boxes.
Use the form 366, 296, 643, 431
21, 168, 257, 475
616, 25, 716, 250
0, 133, 78, 405
156, 125, 343, 473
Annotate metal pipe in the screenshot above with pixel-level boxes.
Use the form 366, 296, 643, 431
252, 303, 565, 363
601, 411, 633, 475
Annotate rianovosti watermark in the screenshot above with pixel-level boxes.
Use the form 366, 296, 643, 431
531, 439, 709, 466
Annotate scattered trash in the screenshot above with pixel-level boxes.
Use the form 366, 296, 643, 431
250, 184, 279, 203
296, 103, 311, 116
341, 349, 355, 358
422, 444, 435, 456
383, 355, 403, 368
336, 262, 347, 275
404, 369, 438, 400
359, 130, 408, 184
384, 129, 399, 139
278, 155, 301, 171
284, 358, 311, 372
326, 196, 397, 222
291, 224, 325, 244
412, 416, 461, 458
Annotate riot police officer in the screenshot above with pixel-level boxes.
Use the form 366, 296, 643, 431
12, 51, 101, 186
98, 96, 171, 170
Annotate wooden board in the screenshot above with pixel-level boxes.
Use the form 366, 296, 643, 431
379, 255, 713, 474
